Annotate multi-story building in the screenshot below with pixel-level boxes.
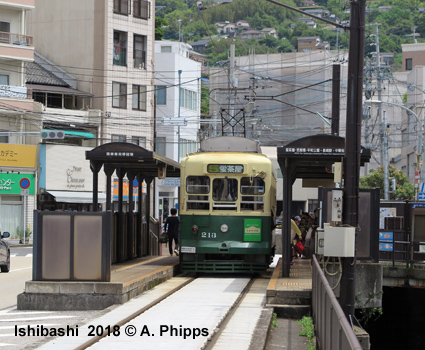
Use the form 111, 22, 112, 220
153, 40, 201, 220
208, 50, 348, 145
0, 0, 37, 239
27, 0, 155, 147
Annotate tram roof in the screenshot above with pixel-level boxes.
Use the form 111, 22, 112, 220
86, 142, 180, 178
277, 134, 371, 181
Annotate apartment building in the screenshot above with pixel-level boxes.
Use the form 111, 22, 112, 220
154, 40, 201, 220
27, 0, 155, 147
0, 0, 37, 239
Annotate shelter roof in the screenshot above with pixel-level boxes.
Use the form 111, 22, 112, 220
86, 142, 180, 178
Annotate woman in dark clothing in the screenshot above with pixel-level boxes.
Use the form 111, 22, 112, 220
164, 208, 179, 256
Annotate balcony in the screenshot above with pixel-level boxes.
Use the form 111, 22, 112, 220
0, 31, 34, 61
0, 31, 33, 47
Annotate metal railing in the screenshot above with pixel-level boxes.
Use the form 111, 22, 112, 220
312, 255, 363, 350
0, 31, 33, 46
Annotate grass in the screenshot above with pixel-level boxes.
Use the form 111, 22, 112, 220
297, 316, 315, 350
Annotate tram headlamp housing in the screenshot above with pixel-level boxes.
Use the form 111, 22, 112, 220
220, 224, 228, 233
192, 225, 198, 235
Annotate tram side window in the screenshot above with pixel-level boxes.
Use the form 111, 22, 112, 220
240, 177, 265, 211
186, 176, 210, 210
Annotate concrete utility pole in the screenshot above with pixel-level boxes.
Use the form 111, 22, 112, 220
340, 0, 366, 319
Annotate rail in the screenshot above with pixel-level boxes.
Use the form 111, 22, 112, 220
312, 255, 363, 350
379, 239, 425, 268
0, 31, 33, 46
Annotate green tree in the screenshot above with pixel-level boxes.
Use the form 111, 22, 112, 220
155, 17, 169, 41
201, 82, 210, 115
360, 166, 415, 200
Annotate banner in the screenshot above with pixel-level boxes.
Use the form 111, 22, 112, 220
0, 144, 37, 168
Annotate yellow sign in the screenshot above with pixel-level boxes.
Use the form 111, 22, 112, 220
0, 144, 37, 168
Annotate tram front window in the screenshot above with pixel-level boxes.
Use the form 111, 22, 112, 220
240, 177, 265, 211
186, 176, 210, 210
212, 178, 238, 210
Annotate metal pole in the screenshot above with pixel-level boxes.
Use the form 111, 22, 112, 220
178, 69, 182, 161
383, 110, 389, 199
340, 0, 366, 319
331, 64, 341, 136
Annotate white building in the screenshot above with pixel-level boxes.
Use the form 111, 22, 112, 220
154, 40, 201, 220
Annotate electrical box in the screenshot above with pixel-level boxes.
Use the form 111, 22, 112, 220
323, 225, 355, 257
331, 190, 343, 222
315, 228, 325, 255
333, 162, 342, 183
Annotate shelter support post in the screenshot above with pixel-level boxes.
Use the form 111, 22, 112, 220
104, 165, 115, 211
127, 172, 136, 260
145, 177, 153, 255
116, 168, 126, 262
90, 161, 102, 212
137, 175, 144, 258
282, 159, 292, 277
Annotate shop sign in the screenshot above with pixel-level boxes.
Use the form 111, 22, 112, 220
0, 173, 35, 194
0, 144, 37, 168
66, 166, 86, 190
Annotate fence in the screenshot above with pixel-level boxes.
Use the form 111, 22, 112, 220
312, 255, 363, 350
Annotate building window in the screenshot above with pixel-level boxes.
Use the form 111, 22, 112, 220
0, 135, 8, 143
0, 21, 10, 43
111, 134, 126, 142
112, 82, 127, 108
113, 31, 127, 66
155, 85, 167, 105
131, 136, 146, 148
303, 48, 312, 52
406, 58, 413, 70
113, 0, 129, 15
161, 46, 172, 53
133, 0, 150, 19
180, 88, 197, 111
0, 74, 9, 85
155, 136, 166, 156
132, 85, 147, 111
133, 34, 147, 69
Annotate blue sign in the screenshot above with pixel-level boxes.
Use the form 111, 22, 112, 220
419, 192, 425, 201
412, 203, 425, 208
379, 231, 393, 242
379, 243, 394, 252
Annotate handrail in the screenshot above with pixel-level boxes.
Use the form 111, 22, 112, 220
312, 255, 363, 350
0, 31, 33, 46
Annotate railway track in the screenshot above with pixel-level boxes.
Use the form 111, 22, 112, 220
35, 275, 269, 350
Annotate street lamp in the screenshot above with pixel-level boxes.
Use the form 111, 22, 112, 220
364, 99, 423, 199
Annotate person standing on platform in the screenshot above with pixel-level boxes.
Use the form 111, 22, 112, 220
164, 208, 179, 256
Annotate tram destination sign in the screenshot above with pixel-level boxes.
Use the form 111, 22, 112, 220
207, 164, 244, 173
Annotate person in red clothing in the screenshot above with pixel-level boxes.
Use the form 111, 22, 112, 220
164, 208, 180, 256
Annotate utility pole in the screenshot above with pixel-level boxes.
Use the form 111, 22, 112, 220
340, 0, 366, 319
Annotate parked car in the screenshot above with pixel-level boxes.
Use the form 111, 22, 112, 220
0, 231, 10, 273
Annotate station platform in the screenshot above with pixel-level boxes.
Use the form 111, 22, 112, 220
17, 246, 181, 311
266, 257, 313, 319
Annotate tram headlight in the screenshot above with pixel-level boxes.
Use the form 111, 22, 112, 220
220, 224, 228, 233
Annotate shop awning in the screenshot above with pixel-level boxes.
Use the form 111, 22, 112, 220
47, 191, 106, 203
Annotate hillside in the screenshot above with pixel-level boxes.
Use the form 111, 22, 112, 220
155, 0, 425, 69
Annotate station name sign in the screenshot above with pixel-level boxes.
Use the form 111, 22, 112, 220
284, 147, 345, 155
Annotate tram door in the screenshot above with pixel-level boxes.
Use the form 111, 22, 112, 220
159, 196, 178, 225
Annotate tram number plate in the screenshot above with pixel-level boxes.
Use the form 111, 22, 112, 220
181, 246, 196, 253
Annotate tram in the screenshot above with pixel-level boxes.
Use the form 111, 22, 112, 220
178, 136, 277, 273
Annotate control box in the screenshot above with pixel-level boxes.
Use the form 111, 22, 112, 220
331, 190, 343, 222
323, 225, 355, 257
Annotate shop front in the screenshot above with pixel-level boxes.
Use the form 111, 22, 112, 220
0, 144, 37, 239
38, 144, 106, 211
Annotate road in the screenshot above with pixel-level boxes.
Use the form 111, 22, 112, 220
0, 246, 33, 310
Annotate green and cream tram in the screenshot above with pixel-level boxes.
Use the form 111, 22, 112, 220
179, 136, 277, 273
